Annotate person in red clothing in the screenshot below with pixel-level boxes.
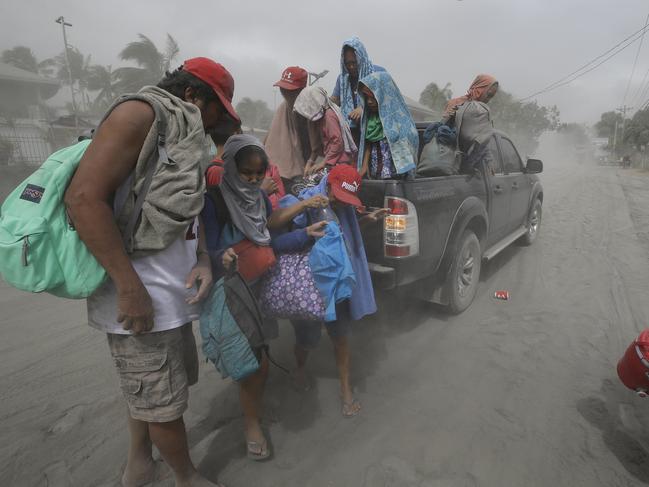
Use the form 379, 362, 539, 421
293, 85, 358, 176
206, 125, 286, 209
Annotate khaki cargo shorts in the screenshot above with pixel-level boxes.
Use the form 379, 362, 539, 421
107, 322, 198, 423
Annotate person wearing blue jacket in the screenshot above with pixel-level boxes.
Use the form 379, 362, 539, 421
281, 164, 387, 417
200, 134, 327, 461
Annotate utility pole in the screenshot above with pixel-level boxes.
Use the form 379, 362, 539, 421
616, 105, 632, 154
55, 16, 78, 128
308, 70, 329, 86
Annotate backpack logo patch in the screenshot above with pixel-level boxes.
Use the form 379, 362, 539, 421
20, 184, 45, 204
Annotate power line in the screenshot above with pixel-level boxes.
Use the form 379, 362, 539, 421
630, 64, 649, 107
520, 23, 649, 101
630, 15, 649, 109
638, 95, 649, 111
632, 57, 649, 110
521, 25, 649, 101
636, 74, 649, 106
623, 13, 649, 108
523, 35, 646, 101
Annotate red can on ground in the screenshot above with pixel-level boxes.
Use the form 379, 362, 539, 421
494, 290, 510, 301
617, 329, 649, 397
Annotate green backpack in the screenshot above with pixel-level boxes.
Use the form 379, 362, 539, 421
0, 97, 168, 299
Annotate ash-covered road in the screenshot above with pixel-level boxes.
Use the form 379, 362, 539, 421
2, 155, 649, 486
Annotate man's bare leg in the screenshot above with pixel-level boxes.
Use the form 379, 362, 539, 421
122, 415, 157, 487
330, 335, 361, 416
239, 354, 269, 457
148, 417, 220, 486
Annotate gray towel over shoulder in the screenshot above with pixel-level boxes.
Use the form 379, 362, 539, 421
104, 86, 207, 255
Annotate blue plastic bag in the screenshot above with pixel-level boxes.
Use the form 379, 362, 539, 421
309, 222, 356, 322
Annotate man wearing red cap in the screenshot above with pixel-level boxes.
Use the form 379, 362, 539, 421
265, 66, 321, 184
65, 57, 236, 487
282, 165, 387, 417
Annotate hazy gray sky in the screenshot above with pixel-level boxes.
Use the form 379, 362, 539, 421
2, 0, 649, 123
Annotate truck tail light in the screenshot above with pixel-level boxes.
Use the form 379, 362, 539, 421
384, 196, 419, 258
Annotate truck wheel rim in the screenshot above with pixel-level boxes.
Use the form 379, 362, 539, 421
458, 248, 475, 297
529, 207, 541, 236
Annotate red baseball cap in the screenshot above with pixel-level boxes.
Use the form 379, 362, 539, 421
327, 164, 362, 207
274, 66, 308, 91
182, 57, 240, 122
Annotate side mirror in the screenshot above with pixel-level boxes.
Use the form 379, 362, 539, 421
526, 158, 543, 174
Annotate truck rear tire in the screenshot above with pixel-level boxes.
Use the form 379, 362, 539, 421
520, 199, 542, 246
446, 230, 481, 314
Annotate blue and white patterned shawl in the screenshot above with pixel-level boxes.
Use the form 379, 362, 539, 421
358, 71, 418, 175
339, 37, 376, 122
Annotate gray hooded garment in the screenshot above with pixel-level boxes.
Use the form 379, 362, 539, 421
106, 86, 207, 255
219, 134, 272, 246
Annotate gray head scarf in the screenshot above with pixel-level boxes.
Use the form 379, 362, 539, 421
220, 134, 271, 246
294, 86, 357, 156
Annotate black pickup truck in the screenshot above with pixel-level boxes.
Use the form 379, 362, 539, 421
359, 124, 544, 313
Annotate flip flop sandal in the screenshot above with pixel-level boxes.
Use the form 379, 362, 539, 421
247, 439, 271, 461
342, 398, 362, 418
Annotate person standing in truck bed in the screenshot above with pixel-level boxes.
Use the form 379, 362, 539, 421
357, 71, 418, 180
442, 74, 499, 126
330, 36, 385, 143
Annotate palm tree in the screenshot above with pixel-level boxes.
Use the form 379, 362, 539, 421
419, 82, 453, 113
2, 46, 39, 73
2, 46, 59, 100
41, 46, 93, 112
87, 64, 117, 113
2, 45, 57, 78
114, 34, 180, 93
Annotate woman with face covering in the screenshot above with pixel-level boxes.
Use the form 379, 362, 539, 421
442, 74, 499, 125
201, 134, 328, 461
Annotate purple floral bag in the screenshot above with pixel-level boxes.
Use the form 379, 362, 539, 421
259, 252, 325, 321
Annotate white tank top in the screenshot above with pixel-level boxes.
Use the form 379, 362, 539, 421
87, 219, 201, 334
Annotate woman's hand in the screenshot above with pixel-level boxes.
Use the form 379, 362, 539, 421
222, 248, 238, 271
303, 160, 316, 176
308, 161, 327, 175
302, 195, 329, 209
306, 221, 328, 238
367, 208, 390, 222
360, 207, 390, 226
260, 177, 278, 195
349, 106, 363, 122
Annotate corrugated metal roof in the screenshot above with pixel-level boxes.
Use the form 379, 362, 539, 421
0, 62, 60, 86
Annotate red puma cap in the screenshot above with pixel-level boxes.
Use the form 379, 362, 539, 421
327, 164, 362, 207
